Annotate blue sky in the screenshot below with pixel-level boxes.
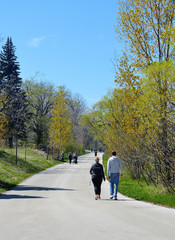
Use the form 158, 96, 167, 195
0, 0, 123, 107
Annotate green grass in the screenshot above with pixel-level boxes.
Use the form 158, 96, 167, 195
103, 154, 175, 208
0, 147, 62, 194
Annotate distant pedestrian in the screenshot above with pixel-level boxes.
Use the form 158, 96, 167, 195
94, 150, 97, 156
107, 151, 123, 200
90, 156, 105, 200
61, 151, 64, 161
68, 153, 72, 164
73, 153, 78, 164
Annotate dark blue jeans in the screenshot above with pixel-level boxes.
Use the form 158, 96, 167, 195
109, 173, 120, 197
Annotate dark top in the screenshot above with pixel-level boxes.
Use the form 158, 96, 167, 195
68, 154, 72, 160
90, 162, 105, 180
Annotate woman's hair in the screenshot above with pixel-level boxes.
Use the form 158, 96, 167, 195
95, 156, 100, 162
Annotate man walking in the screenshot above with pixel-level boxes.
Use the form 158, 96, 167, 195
107, 151, 123, 200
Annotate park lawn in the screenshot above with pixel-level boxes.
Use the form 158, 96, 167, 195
0, 147, 62, 194
103, 154, 175, 208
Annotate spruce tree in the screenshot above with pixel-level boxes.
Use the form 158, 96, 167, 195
0, 37, 28, 148
0, 37, 22, 94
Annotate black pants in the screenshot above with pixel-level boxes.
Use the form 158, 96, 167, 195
92, 176, 102, 195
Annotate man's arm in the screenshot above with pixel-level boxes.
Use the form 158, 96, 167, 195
119, 159, 123, 177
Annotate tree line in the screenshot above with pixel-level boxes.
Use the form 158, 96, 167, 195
0, 37, 92, 162
82, 0, 175, 192
1, 1, 175, 193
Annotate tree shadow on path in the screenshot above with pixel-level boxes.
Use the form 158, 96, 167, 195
0, 194, 44, 199
12, 185, 75, 192
0, 185, 75, 200
101, 198, 135, 202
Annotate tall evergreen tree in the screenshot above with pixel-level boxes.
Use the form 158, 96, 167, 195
0, 37, 22, 91
0, 37, 28, 147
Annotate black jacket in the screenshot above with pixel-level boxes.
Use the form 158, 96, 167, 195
90, 162, 105, 180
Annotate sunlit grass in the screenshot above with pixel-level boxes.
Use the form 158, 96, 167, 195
0, 147, 61, 193
103, 154, 175, 208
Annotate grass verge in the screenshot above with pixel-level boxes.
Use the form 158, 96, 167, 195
103, 154, 175, 208
0, 147, 62, 194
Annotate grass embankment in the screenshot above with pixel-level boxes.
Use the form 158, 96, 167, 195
103, 155, 175, 208
0, 148, 62, 194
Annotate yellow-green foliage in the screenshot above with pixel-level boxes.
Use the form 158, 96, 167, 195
81, 0, 175, 191
49, 88, 72, 152
116, 0, 175, 64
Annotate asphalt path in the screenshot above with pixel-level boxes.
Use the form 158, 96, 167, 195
0, 152, 175, 240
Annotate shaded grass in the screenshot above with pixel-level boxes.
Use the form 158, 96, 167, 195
103, 154, 175, 208
0, 148, 62, 193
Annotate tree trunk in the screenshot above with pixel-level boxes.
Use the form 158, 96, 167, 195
25, 143, 27, 161
162, 117, 171, 181
47, 145, 49, 160
15, 136, 18, 164
8, 137, 13, 148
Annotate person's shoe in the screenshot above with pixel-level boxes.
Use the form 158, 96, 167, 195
95, 196, 98, 200
98, 195, 101, 199
114, 196, 118, 200
109, 195, 113, 199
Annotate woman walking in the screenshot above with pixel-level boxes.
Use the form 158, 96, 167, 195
90, 156, 105, 200
68, 153, 72, 164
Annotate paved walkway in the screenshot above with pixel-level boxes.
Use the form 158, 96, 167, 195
0, 152, 175, 240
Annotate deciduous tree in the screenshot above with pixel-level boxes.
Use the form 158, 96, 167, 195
23, 78, 55, 148
49, 87, 72, 158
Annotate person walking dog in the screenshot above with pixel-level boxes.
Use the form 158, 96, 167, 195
90, 156, 105, 200
107, 151, 123, 200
